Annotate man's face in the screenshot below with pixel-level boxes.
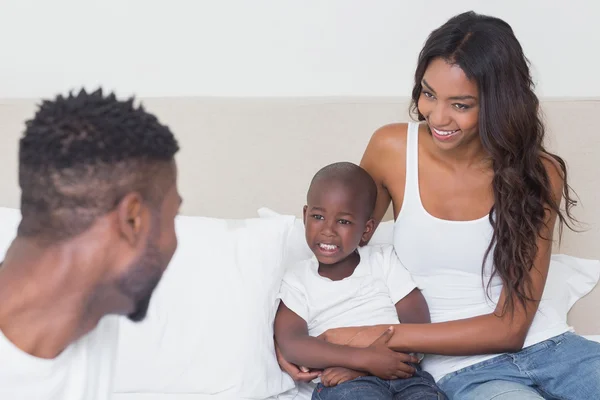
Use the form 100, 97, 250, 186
116, 167, 182, 322
117, 237, 164, 322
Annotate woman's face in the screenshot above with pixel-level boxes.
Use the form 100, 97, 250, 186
417, 57, 480, 151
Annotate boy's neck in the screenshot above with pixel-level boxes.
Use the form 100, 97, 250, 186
318, 250, 360, 281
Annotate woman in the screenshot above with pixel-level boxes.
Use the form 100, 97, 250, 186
278, 11, 600, 399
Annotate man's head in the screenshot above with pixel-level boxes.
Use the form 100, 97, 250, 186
303, 162, 377, 265
18, 88, 182, 321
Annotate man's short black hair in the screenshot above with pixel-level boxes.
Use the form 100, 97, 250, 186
18, 88, 179, 241
308, 162, 378, 218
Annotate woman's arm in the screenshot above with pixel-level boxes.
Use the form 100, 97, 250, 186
359, 124, 407, 233
323, 213, 555, 355
325, 134, 564, 356
274, 302, 418, 377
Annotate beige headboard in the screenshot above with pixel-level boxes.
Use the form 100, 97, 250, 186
0, 97, 598, 334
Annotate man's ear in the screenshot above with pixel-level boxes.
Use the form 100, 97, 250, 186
116, 192, 145, 246
303, 205, 308, 225
360, 218, 376, 246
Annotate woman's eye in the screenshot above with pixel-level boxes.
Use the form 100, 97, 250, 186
453, 103, 470, 110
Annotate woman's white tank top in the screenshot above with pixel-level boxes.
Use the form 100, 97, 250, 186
393, 122, 571, 381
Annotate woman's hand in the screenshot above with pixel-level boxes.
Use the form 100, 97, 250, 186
319, 325, 390, 347
275, 340, 322, 382
320, 367, 367, 387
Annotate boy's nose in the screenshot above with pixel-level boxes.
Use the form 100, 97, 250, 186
321, 230, 335, 237
321, 224, 336, 237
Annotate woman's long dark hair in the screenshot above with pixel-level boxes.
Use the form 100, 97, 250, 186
410, 11, 577, 316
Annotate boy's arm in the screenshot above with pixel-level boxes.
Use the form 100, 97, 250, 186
274, 302, 417, 378
394, 288, 429, 363
274, 302, 367, 370
395, 288, 430, 324
378, 246, 429, 324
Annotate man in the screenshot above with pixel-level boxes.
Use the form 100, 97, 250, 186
0, 89, 182, 399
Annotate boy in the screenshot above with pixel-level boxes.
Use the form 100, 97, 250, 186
274, 162, 446, 399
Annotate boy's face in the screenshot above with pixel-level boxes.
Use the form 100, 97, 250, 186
303, 181, 374, 265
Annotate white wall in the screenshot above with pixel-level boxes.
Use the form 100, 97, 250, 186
1, 0, 598, 99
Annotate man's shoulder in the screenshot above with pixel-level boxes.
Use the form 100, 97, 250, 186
95, 315, 120, 337
82, 315, 120, 359
0, 315, 119, 399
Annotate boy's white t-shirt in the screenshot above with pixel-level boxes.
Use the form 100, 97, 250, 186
278, 244, 417, 337
0, 315, 120, 400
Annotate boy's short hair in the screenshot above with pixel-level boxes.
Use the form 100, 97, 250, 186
18, 88, 179, 241
308, 162, 378, 218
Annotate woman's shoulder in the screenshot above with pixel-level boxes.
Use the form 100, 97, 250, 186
368, 123, 410, 152
362, 123, 411, 166
361, 123, 409, 181
361, 123, 415, 181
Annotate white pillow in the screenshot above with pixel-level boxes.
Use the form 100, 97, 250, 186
0, 207, 296, 397
114, 214, 295, 398
257, 207, 312, 266
0, 207, 297, 397
236, 216, 298, 399
542, 254, 600, 320
114, 215, 243, 394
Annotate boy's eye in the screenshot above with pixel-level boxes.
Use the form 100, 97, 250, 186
311, 214, 324, 220
338, 219, 351, 225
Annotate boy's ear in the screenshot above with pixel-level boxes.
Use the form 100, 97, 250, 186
303, 205, 308, 225
360, 218, 376, 246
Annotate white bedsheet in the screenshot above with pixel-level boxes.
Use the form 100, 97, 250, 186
274, 335, 600, 400
113, 336, 600, 400
113, 393, 237, 400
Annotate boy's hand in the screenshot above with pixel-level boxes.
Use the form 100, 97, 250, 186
361, 327, 418, 380
320, 367, 367, 387
275, 340, 322, 382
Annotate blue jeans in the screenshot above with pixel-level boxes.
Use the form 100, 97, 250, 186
312, 364, 447, 400
437, 332, 600, 399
